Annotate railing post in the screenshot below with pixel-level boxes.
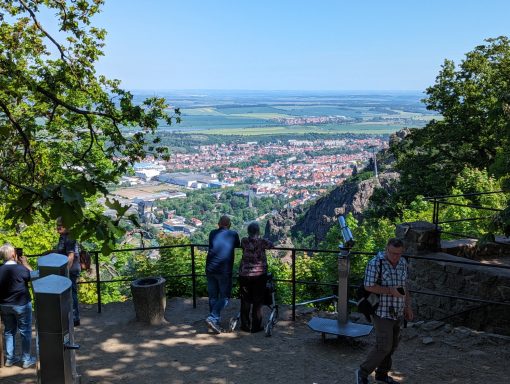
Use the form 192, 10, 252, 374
433, 198, 439, 231
432, 198, 436, 226
94, 251, 102, 313
191, 245, 197, 309
337, 250, 349, 324
291, 249, 296, 321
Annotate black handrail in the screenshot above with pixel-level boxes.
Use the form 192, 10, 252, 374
24, 241, 510, 318
432, 200, 503, 212
84, 243, 348, 316
429, 190, 508, 242
425, 190, 505, 199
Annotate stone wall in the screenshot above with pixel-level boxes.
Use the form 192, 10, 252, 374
408, 252, 510, 335
396, 221, 440, 255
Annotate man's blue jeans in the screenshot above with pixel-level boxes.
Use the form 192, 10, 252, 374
0, 302, 33, 364
206, 273, 232, 323
70, 271, 80, 322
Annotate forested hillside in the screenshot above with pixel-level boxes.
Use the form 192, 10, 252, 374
315, 36, 510, 259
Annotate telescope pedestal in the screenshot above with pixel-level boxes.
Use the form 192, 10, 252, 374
307, 251, 373, 341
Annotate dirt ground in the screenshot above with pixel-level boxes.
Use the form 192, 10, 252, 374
1, 297, 509, 384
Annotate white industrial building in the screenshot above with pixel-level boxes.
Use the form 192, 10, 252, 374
158, 172, 219, 189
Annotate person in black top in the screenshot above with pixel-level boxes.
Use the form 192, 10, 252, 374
238, 221, 273, 333
205, 215, 240, 333
0, 243, 36, 368
56, 217, 81, 326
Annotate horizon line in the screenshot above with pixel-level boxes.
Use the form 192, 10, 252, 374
127, 88, 426, 93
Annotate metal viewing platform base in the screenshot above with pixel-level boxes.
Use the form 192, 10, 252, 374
308, 317, 373, 342
307, 223, 374, 342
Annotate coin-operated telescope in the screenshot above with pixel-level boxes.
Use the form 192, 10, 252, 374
308, 215, 373, 340
338, 215, 355, 249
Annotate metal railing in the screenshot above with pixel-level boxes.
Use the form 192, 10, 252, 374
93, 244, 344, 321
428, 190, 507, 241
27, 241, 510, 322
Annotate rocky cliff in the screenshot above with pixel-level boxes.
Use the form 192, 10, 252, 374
265, 172, 400, 246
264, 130, 407, 246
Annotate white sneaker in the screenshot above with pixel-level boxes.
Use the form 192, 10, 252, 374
22, 357, 36, 369
205, 318, 221, 334
5, 357, 20, 367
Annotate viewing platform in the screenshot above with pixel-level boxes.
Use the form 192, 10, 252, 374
1, 297, 509, 384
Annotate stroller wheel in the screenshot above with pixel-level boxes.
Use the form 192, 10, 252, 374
265, 321, 273, 337
228, 317, 238, 332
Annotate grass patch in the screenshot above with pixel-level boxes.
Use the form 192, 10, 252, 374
188, 123, 409, 135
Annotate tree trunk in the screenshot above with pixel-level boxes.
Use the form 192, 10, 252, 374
130, 277, 167, 325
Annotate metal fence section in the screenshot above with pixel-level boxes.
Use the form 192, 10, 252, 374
26, 241, 510, 319
428, 190, 506, 241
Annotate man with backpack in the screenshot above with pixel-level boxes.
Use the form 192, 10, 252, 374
356, 238, 413, 384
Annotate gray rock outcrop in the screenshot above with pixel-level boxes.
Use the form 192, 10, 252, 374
290, 172, 399, 245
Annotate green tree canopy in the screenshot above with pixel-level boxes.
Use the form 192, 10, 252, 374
392, 36, 510, 200
0, 0, 179, 252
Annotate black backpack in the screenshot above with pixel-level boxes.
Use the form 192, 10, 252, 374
356, 258, 382, 322
79, 250, 92, 271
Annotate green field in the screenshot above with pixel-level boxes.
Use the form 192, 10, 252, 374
190, 123, 403, 135
158, 91, 437, 135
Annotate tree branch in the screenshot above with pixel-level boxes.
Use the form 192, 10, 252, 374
35, 84, 117, 121
0, 99, 36, 177
18, 0, 69, 63
0, 172, 41, 198
76, 114, 96, 162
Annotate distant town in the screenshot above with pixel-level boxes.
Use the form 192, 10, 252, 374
108, 136, 387, 238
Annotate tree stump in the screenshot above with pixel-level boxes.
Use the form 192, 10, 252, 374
130, 277, 166, 325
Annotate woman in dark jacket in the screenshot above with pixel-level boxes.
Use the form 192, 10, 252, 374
238, 222, 273, 332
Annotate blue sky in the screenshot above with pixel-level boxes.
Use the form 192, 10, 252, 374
91, 0, 510, 91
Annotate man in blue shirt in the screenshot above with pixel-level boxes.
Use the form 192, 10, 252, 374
205, 215, 240, 333
356, 238, 413, 384
0, 243, 36, 368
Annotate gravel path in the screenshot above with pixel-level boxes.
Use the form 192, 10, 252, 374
1, 297, 509, 383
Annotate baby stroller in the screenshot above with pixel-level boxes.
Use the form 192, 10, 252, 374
229, 273, 279, 336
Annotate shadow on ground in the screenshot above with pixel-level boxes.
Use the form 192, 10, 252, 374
1, 297, 510, 383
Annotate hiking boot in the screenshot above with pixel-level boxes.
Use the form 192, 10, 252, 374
5, 357, 20, 367
375, 375, 399, 384
22, 357, 36, 369
355, 369, 368, 384
205, 318, 221, 334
